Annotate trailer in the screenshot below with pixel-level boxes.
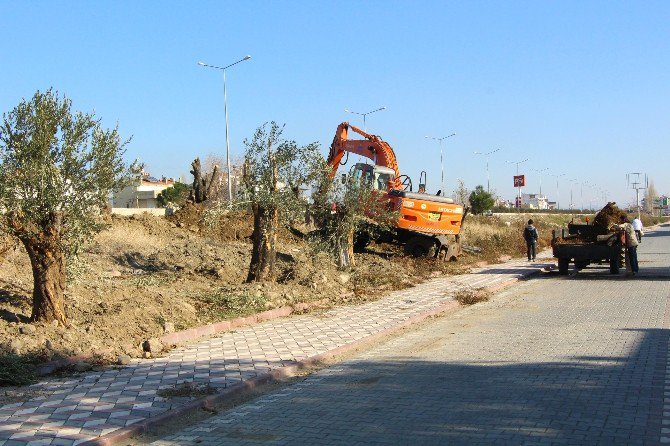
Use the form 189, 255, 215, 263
551, 223, 624, 275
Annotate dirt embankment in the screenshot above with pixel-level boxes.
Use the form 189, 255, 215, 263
0, 208, 572, 372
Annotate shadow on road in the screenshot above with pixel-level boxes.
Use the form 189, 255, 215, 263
156, 326, 666, 445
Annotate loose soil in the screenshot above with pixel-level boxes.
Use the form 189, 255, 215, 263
591, 202, 629, 235
0, 208, 571, 380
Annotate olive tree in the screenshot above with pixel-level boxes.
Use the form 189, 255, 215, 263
241, 122, 322, 282
0, 89, 139, 324
311, 170, 398, 270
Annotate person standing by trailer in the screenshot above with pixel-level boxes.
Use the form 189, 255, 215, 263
523, 219, 539, 261
632, 216, 643, 242
619, 215, 640, 276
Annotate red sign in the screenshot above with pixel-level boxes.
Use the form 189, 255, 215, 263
513, 175, 525, 187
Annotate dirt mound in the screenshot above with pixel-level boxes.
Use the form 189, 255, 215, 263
168, 203, 253, 242
592, 202, 628, 235
167, 202, 205, 231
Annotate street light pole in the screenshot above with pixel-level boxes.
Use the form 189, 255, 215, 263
533, 167, 549, 196
550, 173, 566, 210
426, 133, 456, 195
198, 55, 252, 204
344, 106, 386, 132
568, 178, 579, 210
474, 148, 501, 193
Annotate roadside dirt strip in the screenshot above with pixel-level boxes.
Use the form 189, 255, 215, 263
0, 253, 553, 446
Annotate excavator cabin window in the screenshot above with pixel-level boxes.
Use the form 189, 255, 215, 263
350, 163, 394, 191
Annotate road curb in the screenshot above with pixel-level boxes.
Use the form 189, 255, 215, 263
84, 261, 550, 445
158, 298, 330, 347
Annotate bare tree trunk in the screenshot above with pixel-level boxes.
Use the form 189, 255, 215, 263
246, 204, 278, 282
204, 165, 221, 201
190, 158, 204, 203
191, 157, 222, 203
335, 229, 355, 270
22, 239, 67, 324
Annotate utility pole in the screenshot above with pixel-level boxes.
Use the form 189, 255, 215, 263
626, 172, 647, 220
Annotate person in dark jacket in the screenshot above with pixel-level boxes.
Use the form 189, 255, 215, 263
523, 219, 539, 261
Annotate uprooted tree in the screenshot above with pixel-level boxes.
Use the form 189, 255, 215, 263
311, 168, 398, 270
0, 89, 139, 324
241, 122, 322, 282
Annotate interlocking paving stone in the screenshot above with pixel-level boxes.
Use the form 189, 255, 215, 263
1, 252, 552, 444
147, 225, 670, 445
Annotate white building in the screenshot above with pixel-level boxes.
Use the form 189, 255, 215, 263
113, 173, 176, 208
495, 197, 513, 208
521, 193, 549, 210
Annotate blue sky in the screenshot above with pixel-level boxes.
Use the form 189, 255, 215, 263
1, 1, 668, 209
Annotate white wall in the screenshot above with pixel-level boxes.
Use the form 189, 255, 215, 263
110, 208, 169, 217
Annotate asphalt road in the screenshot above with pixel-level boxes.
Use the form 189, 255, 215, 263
147, 224, 670, 446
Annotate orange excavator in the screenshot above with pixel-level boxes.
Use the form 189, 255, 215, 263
328, 122, 467, 260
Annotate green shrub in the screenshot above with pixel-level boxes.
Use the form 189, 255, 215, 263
0, 354, 38, 386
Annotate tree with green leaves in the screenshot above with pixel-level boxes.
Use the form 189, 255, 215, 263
0, 89, 139, 324
156, 182, 191, 207
311, 170, 398, 270
241, 122, 322, 282
468, 185, 495, 215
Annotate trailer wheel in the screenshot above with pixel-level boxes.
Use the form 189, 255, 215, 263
609, 257, 620, 274
558, 258, 569, 275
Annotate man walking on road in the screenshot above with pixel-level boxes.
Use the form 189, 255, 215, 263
620, 215, 639, 275
523, 219, 538, 261
632, 216, 643, 242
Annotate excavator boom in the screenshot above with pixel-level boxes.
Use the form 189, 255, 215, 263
328, 122, 402, 189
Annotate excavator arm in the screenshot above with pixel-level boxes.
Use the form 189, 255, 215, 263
327, 122, 402, 189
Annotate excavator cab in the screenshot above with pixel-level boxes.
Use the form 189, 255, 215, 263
350, 163, 395, 191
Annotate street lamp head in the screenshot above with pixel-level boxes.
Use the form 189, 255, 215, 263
243, 55, 252, 60
197, 61, 206, 66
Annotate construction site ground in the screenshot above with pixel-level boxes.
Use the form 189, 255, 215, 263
0, 209, 571, 368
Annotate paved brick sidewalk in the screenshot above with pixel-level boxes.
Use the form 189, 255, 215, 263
148, 225, 670, 445
0, 253, 552, 445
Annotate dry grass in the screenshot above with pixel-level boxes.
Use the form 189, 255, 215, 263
156, 382, 218, 399
455, 288, 491, 305
462, 214, 573, 262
